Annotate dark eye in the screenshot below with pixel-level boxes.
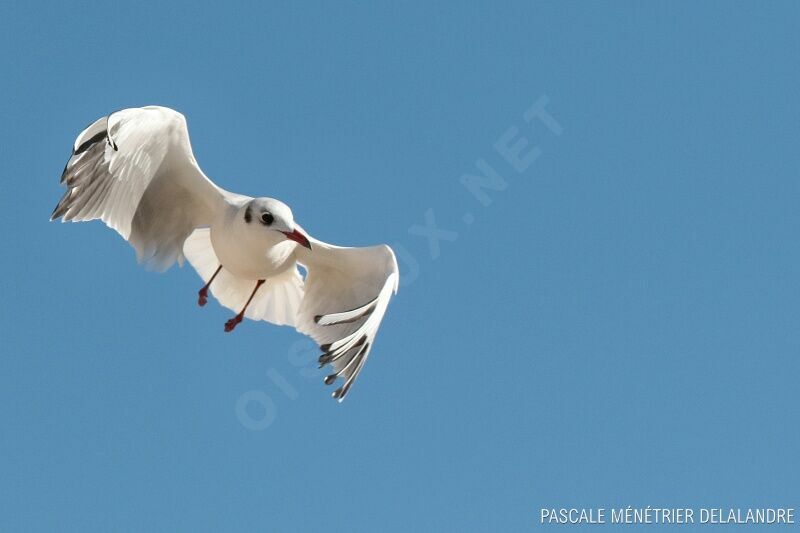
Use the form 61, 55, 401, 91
261, 212, 274, 225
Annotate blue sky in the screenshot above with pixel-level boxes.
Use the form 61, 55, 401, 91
2, 2, 799, 531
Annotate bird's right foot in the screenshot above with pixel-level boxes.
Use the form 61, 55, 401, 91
224, 314, 243, 332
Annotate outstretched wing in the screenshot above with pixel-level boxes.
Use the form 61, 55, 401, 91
294, 234, 399, 401
52, 106, 229, 271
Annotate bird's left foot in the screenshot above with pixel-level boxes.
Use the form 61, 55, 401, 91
224, 314, 243, 332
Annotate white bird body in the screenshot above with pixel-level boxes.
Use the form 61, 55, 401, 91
210, 201, 298, 280
52, 106, 399, 401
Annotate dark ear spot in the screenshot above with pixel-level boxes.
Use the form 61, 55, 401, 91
244, 206, 252, 223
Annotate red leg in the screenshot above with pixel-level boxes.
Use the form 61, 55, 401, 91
225, 279, 265, 333
198, 265, 222, 307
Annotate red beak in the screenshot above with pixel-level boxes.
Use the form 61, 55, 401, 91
281, 229, 312, 249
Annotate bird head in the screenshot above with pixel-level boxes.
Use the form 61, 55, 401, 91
241, 197, 311, 249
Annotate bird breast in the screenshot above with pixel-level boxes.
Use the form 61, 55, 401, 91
209, 220, 296, 280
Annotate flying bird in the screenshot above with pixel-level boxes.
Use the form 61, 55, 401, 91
51, 106, 399, 401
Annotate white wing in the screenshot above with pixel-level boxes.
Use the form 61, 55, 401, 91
52, 106, 231, 271
294, 234, 399, 401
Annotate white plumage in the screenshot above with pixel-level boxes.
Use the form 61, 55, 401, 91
52, 106, 399, 401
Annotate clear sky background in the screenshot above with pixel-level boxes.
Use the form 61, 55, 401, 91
2, 2, 799, 531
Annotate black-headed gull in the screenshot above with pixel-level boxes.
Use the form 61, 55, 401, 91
51, 106, 399, 401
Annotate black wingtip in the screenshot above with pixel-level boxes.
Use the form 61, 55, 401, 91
324, 374, 337, 386
74, 130, 106, 155
314, 315, 323, 324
